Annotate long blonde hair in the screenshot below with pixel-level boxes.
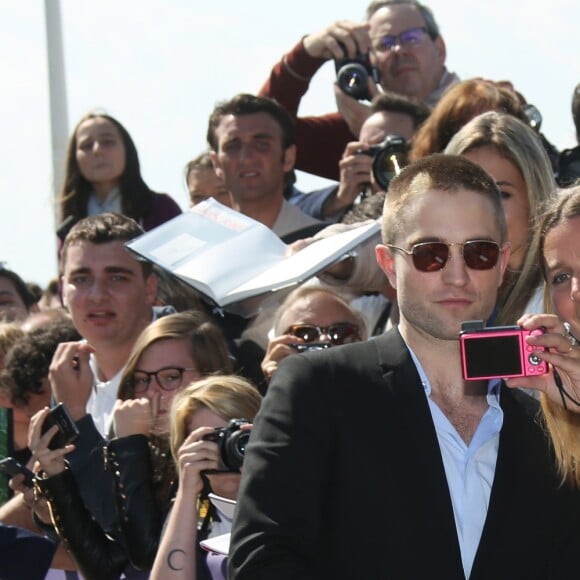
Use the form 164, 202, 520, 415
536, 186, 580, 488
445, 111, 557, 325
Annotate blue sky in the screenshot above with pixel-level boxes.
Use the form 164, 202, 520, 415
1, 0, 578, 287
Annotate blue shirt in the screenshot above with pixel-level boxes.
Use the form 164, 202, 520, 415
408, 347, 503, 579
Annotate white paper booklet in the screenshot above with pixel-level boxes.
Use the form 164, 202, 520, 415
126, 198, 380, 309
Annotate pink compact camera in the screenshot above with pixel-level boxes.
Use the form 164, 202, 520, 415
459, 320, 548, 381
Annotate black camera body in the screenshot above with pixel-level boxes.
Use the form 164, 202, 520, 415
291, 342, 332, 352
202, 418, 251, 473
357, 134, 409, 189
335, 52, 380, 101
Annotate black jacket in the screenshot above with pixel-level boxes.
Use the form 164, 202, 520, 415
36, 434, 172, 579
229, 329, 580, 579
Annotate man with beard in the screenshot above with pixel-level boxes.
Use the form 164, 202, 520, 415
228, 154, 580, 579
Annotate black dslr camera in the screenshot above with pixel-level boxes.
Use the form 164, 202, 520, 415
335, 50, 380, 101
202, 418, 251, 473
357, 134, 409, 189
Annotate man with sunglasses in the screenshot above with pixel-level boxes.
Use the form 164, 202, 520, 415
229, 154, 580, 579
259, 0, 459, 181
260, 286, 365, 383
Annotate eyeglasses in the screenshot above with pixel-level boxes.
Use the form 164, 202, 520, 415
372, 26, 429, 53
386, 240, 502, 272
284, 322, 361, 345
132, 366, 198, 393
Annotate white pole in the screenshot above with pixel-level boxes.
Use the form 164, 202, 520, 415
44, 0, 69, 225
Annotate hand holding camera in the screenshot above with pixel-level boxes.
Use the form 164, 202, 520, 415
176, 426, 224, 496
303, 20, 370, 61
336, 140, 375, 205
504, 314, 580, 413
261, 333, 307, 381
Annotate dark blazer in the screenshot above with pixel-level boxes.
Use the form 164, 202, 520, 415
228, 328, 580, 579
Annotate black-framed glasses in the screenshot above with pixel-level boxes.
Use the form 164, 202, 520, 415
285, 322, 360, 345
372, 26, 429, 53
132, 366, 198, 393
386, 240, 502, 272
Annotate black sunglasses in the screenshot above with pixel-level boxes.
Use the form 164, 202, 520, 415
386, 240, 502, 272
285, 322, 360, 345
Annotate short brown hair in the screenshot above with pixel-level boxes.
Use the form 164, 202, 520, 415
371, 91, 431, 130
206, 93, 294, 152
382, 153, 505, 245
60, 212, 151, 278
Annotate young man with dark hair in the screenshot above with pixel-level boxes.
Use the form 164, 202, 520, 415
207, 93, 321, 238
229, 154, 580, 579
53, 212, 158, 436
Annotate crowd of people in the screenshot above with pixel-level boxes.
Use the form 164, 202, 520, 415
1, 1, 580, 578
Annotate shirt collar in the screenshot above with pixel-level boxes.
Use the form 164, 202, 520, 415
405, 340, 501, 406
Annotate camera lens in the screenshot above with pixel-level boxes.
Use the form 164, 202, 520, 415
223, 429, 250, 472
337, 63, 370, 100
371, 135, 409, 190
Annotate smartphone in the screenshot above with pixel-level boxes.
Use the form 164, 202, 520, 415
40, 403, 80, 450
0, 457, 35, 488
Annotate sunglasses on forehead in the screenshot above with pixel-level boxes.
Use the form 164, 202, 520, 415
385, 240, 503, 272
284, 322, 361, 345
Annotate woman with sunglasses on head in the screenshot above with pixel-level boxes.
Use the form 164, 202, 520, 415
150, 375, 261, 580
261, 286, 366, 384
57, 112, 181, 238
28, 310, 234, 579
502, 185, 580, 489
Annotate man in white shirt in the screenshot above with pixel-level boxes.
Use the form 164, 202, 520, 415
229, 154, 580, 579
0, 214, 159, 569
49, 212, 158, 436
207, 93, 321, 239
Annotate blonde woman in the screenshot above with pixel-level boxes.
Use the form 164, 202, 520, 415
506, 186, 580, 489
151, 375, 261, 580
